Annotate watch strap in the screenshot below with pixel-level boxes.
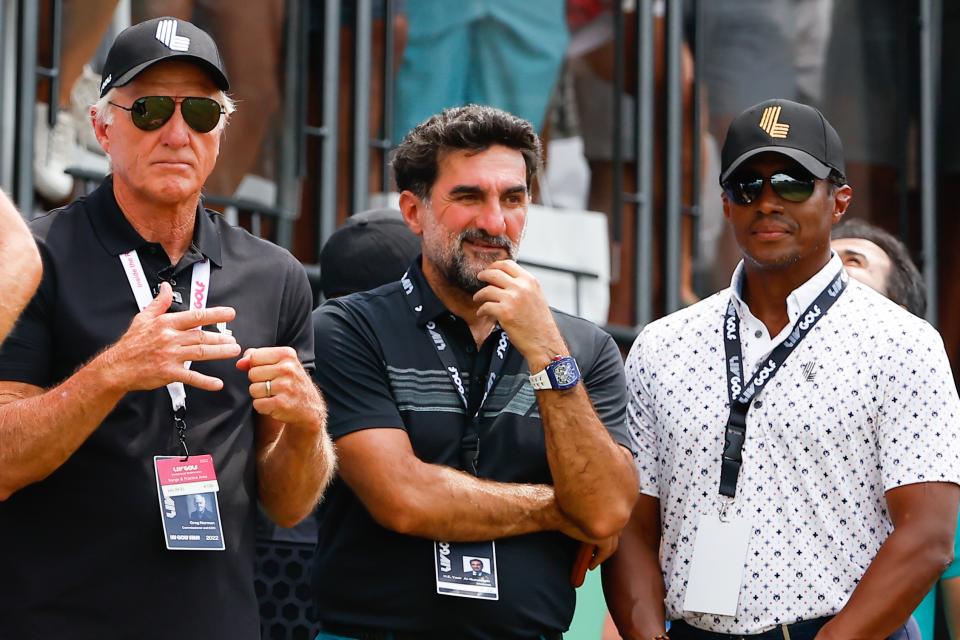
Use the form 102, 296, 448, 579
529, 368, 553, 390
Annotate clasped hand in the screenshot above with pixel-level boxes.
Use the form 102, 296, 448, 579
237, 346, 326, 430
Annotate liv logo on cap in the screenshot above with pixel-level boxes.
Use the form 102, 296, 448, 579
98, 17, 229, 98
155, 19, 190, 52
719, 99, 845, 183
758, 106, 789, 139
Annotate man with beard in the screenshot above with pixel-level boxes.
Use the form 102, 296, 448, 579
310, 104, 637, 639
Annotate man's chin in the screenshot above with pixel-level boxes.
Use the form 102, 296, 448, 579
745, 249, 802, 270
452, 270, 485, 294
439, 261, 484, 294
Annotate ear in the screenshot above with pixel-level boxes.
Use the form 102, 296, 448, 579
399, 190, 426, 236
831, 184, 853, 225
721, 192, 732, 222
91, 106, 111, 156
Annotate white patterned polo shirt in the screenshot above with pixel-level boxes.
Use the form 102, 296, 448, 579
626, 256, 960, 634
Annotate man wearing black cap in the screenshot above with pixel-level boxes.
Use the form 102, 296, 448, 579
0, 17, 333, 639
606, 99, 960, 639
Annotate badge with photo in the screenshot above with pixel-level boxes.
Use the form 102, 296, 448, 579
433, 540, 498, 599
154, 455, 226, 551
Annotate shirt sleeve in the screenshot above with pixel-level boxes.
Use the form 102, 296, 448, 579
0, 240, 55, 386
624, 327, 660, 498
877, 321, 960, 491
277, 254, 315, 372
582, 330, 632, 451
311, 300, 406, 440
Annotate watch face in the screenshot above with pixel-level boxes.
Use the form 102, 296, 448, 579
552, 361, 576, 385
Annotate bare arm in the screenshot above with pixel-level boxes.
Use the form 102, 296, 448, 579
336, 426, 601, 542
255, 414, 336, 527
941, 575, 960, 639
0, 284, 239, 499
604, 494, 668, 639
241, 347, 336, 527
537, 385, 638, 538
0, 189, 41, 345
476, 260, 638, 538
816, 482, 960, 639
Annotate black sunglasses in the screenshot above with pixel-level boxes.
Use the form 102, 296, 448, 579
108, 96, 225, 133
722, 170, 817, 206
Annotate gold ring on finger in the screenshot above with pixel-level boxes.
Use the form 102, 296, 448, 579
265, 379, 272, 397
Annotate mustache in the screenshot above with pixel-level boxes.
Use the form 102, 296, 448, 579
458, 230, 513, 249
749, 215, 797, 232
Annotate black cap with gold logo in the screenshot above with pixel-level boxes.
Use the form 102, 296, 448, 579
720, 99, 845, 184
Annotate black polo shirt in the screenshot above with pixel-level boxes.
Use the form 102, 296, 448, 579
311, 259, 631, 640
0, 176, 314, 640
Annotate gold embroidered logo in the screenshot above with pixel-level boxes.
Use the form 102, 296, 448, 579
758, 106, 790, 139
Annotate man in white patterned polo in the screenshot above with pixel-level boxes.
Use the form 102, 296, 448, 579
605, 99, 960, 640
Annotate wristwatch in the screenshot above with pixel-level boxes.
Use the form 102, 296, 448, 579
529, 355, 581, 391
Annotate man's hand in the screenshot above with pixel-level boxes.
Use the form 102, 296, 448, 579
474, 260, 566, 366
591, 535, 621, 569
244, 346, 332, 528
557, 514, 621, 568
237, 346, 326, 430
100, 282, 240, 392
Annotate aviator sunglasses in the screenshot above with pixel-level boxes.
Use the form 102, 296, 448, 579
722, 169, 817, 206
108, 96, 225, 133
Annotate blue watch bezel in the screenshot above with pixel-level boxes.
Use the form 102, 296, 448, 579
546, 356, 581, 390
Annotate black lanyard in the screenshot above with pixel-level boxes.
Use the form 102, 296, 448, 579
719, 269, 846, 498
401, 271, 511, 475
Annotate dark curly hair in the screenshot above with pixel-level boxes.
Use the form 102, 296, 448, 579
391, 104, 542, 200
832, 218, 927, 317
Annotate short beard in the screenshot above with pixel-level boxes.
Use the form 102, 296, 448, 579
434, 229, 517, 294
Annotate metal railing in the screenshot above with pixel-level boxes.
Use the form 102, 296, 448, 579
607, 0, 942, 334
4, 0, 309, 251
0, 0, 946, 330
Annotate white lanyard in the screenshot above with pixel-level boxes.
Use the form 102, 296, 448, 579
119, 250, 210, 416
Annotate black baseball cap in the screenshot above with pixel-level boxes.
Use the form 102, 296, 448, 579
720, 99, 845, 184
99, 17, 229, 98
319, 209, 422, 299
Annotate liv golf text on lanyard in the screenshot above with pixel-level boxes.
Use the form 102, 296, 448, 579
119, 250, 210, 455
682, 269, 846, 617
719, 269, 846, 499
401, 269, 505, 600
399, 270, 511, 476
120, 251, 228, 552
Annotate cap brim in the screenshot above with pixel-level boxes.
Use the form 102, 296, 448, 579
103, 55, 229, 97
720, 146, 832, 184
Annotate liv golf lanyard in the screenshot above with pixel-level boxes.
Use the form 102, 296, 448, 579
400, 270, 511, 475
719, 270, 846, 499
119, 250, 210, 458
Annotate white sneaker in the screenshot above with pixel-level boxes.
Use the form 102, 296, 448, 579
34, 102, 77, 203
71, 64, 103, 154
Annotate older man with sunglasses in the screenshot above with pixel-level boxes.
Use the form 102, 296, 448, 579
606, 99, 960, 640
0, 18, 334, 640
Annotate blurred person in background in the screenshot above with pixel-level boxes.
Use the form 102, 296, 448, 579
832, 219, 960, 640
34, 0, 119, 203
